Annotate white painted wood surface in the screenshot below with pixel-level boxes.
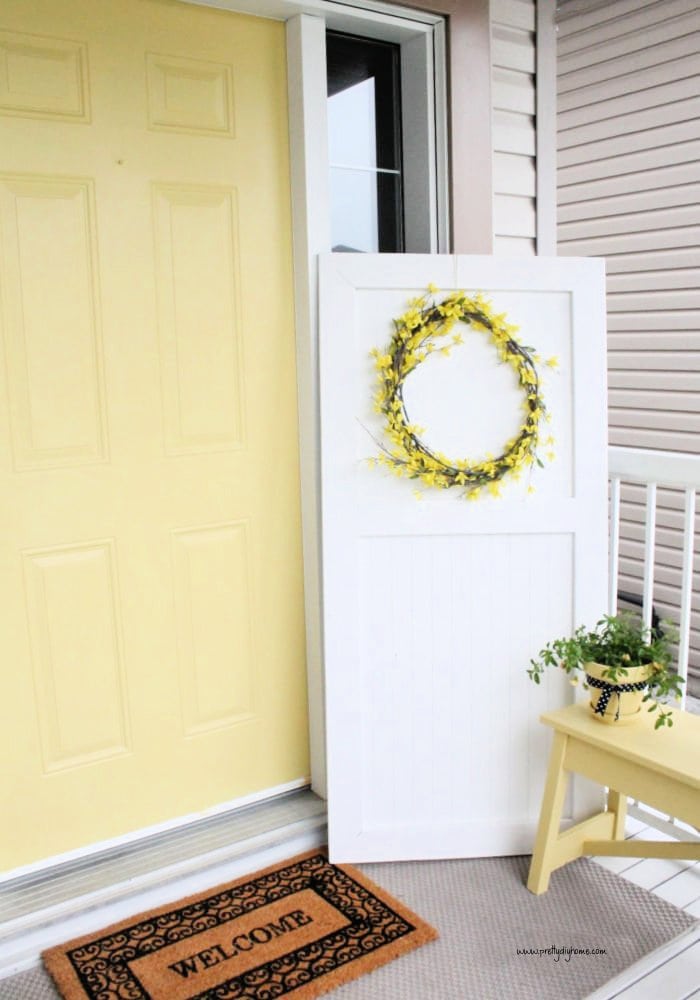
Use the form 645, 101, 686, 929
615, 477, 700, 700
319, 253, 608, 861
286, 13, 331, 801
285, 5, 448, 798
608, 447, 700, 702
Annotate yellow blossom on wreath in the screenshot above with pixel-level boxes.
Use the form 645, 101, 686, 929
368, 287, 553, 499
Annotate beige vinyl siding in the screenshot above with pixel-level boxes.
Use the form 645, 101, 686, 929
492, 0, 537, 256
557, 0, 700, 695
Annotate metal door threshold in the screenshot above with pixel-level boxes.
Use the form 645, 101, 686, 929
0, 788, 326, 934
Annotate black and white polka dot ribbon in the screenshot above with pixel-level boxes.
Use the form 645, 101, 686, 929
585, 674, 648, 720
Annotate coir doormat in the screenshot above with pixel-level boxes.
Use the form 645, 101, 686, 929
42, 849, 437, 1000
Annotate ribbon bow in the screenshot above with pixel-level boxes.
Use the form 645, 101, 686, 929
585, 673, 648, 721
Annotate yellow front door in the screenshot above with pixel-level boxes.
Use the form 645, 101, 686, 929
0, 0, 309, 870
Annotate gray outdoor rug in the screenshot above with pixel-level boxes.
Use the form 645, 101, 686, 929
1, 855, 696, 1000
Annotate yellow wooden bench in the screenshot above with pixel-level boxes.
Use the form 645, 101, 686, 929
527, 702, 700, 895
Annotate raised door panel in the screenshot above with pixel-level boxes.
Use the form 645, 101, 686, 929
22, 541, 130, 771
145, 53, 235, 137
0, 176, 107, 470
171, 522, 256, 737
152, 183, 244, 455
0, 30, 90, 120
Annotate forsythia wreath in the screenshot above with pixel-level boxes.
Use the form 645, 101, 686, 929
369, 286, 558, 499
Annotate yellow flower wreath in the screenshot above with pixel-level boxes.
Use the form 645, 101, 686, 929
369, 287, 556, 499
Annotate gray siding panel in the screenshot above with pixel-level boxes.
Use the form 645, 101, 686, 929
558, 121, 700, 168
557, 0, 683, 34
558, 31, 700, 95
558, 9, 699, 75
560, 186, 700, 223
559, 98, 700, 150
557, 0, 700, 694
559, 140, 700, 186
558, 54, 700, 113
492, 0, 536, 255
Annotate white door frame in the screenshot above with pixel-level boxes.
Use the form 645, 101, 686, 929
182, 0, 450, 798
286, 9, 449, 800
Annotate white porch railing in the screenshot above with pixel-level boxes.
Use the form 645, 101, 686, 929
609, 445, 700, 706
608, 445, 700, 842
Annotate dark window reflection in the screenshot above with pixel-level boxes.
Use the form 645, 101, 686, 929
326, 32, 404, 253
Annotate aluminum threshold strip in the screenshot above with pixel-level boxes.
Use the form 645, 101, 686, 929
0, 788, 327, 928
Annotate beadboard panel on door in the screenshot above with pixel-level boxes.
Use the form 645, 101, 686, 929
319, 253, 608, 862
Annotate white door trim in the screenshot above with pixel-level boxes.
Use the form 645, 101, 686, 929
286, 12, 331, 800
285, 8, 448, 798
180, 0, 449, 799
182, 0, 443, 28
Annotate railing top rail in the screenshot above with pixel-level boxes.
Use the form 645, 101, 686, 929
609, 446, 700, 491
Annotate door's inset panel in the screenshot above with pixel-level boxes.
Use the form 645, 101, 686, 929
172, 522, 256, 736
355, 285, 575, 503
23, 540, 130, 772
146, 53, 234, 137
358, 532, 574, 833
153, 184, 244, 455
0, 175, 108, 470
0, 30, 90, 121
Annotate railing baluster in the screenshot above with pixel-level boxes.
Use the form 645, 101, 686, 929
609, 477, 621, 617
677, 487, 696, 709
642, 482, 657, 635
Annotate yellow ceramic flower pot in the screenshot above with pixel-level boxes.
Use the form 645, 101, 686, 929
584, 661, 652, 725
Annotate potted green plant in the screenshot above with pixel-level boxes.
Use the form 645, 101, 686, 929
527, 613, 684, 729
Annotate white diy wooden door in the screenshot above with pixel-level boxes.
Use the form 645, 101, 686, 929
319, 253, 608, 862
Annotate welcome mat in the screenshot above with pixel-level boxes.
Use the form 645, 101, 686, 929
41, 850, 437, 1000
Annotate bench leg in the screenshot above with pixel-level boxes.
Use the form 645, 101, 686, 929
607, 788, 627, 840
527, 731, 569, 895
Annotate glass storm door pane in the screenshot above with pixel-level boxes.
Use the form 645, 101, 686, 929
329, 167, 378, 253
328, 77, 377, 169
326, 32, 403, 253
